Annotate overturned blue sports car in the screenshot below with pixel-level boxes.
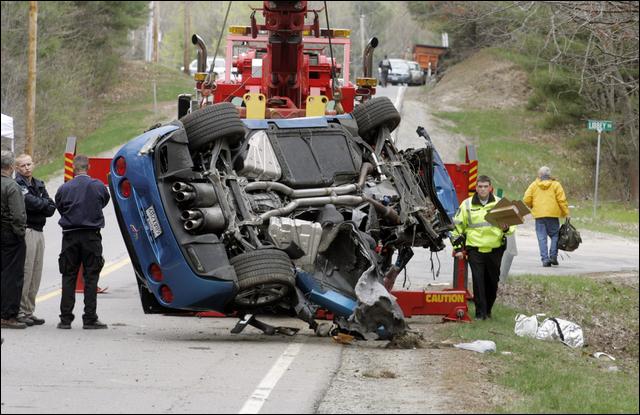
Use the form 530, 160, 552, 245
108, 97, 457, 339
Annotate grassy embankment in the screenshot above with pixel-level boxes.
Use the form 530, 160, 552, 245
440, 275, 639, 413
432, 90, 638, 238
34, 62, 193, 181
434, 108, 638, 238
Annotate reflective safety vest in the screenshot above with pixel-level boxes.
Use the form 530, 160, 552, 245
451, 195, 514, 253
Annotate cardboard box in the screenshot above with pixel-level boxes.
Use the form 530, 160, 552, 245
485, 198, 531, 227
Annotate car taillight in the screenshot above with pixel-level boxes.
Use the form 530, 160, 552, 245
149, 263, 163, 282
160, 285, 173, 303
120, 179, 132, 198
115, 157, 126, 176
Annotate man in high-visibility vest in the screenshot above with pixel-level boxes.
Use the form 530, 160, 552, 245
452, 175, 514, 320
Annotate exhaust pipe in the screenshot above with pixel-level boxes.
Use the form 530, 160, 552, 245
183, 207, 226, 233
363, 37, 378, 78
192, 34, 208, 73
184, 218, 203, 231
181, 210, 203, 221
175, 191, 195, 203
172, 182, 218, 207
172, 182, 191, 193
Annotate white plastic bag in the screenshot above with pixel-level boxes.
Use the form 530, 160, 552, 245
536, 317, 584, 348
454, 340, 496, 353
514, 313, 542, 338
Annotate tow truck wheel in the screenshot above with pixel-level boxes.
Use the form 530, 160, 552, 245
352, 96, 401, 142
230, 249, 296, 310
180, 102, 246, 153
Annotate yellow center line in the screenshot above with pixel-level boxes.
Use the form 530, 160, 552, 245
35, 257, 132, 303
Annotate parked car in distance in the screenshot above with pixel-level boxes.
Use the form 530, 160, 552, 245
387, 59, 411, 85
182, 57, 229, 79
407, 61, 426, 85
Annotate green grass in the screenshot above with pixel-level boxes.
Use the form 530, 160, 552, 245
434, 109, 639, 238
33, 63, 193, 181
570, 202, 639, 238
436, 109, 568, 197
443, 275, 639, 413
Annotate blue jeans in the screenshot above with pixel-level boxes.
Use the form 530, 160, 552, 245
535, 218, 560, 263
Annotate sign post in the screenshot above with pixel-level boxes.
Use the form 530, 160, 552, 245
587, 120, 613, 217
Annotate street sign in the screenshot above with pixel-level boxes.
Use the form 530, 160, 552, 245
587, 120, 613, 217
587, 120, 613, 132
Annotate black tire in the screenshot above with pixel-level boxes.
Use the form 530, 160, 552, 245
230, 249, 296, 309
180, 102, 246, 153
351, 96, 401, 141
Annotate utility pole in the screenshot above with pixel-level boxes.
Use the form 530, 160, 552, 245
152, 1, 159, 63
360, 14, 366, 54
145, 3, 152, 61
25, 1, 38, 156
359, 13, 366, 76
183, 1, 191, 75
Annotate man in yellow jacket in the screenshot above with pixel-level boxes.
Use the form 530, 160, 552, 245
523, 166, 570, 267
452, 175, 514, 320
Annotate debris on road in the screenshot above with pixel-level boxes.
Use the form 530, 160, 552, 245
592, 351, 616, 361
332, 333, 355, 345
453, 340, 496, 353
385, 331, 426, 349
514, 313, 585, 348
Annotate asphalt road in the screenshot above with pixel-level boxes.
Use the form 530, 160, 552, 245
2, 84, 638, 413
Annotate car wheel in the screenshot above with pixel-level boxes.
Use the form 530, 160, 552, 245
351, 96, 401, 142
180, 102, 246, 153
230, 249, 296, 310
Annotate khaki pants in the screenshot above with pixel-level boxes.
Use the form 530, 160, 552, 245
20, 228, 44, 317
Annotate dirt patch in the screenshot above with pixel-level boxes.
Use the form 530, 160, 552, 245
583, 271, 639, 289
427, 49, 531, 112
362, 369, 398, 379
316, 317, 515, 413
385, 331, 426, 349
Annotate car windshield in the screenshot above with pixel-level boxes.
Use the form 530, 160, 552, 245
390, 60, 409, 73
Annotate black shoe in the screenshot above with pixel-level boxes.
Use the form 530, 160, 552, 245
16, 316, 35, 326
542, 261, 551, 267
27, 315, 45, 325
550, 257, 559, 266
57, 322, 72, 329
1, 318, 27, 329
83, 320, 108, 330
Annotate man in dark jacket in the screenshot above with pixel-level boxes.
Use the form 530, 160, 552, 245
15, 154, 56, 326
1, 151, 27, 329
379, 55, 392, 87
55, 154, 110, 329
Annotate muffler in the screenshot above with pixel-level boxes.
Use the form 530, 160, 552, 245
183, 207, 226, 233
172, 182, 218, 207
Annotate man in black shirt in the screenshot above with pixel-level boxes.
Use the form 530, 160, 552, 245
15, 154, 56, 326
54, 155, 110, 329
378, 55, 392, 87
